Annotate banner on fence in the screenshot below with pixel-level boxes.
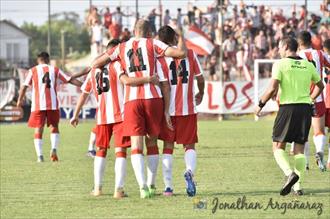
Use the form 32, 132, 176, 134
196, 78, 278, 114
0, 79, 16, 109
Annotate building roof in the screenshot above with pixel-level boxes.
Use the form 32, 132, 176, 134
0, 20, 31, 38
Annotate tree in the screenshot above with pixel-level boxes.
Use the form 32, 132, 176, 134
21, 11, 90, 65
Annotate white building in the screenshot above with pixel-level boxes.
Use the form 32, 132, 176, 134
0, 20, 30, 67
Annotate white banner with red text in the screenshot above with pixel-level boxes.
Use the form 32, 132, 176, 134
196, 79, 278, 114
0, 79, 16, 109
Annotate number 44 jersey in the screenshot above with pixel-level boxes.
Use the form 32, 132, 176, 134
81, 61, 124, 125
157, 49, 203, 116
23, 64, 71, 112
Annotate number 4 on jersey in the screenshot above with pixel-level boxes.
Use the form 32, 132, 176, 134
42, 72, 51, 88
170, 60, 188, 85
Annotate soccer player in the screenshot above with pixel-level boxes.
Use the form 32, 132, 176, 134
91, 19, 186, 198
156, 26, 205, 197
323, 39, 330, 169
70, 39, 160, 198
71, 67, 97, 158
255, 37, 324, 196
17, 52, 82, 162
294, 31, 330, 171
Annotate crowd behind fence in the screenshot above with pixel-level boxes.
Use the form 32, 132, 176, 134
86, 0, 329, 81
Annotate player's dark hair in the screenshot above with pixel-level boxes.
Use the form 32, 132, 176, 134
158, 25, 176, 45
323, 39, 330, 51
298, 31, 312, 46
37, 52, 50, 63
281, 37, 298, 52
106, 39, 121, 49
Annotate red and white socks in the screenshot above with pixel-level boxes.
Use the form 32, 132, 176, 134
146, 145, 159, 187
50, 133, 59, 151
34, 133, 43, 157
304, 142, 310, 167
313, 134, 326, 154
184, 148, 196, 174
162, 148, 173, 190
327, 142, 330, 165
131, 149, 146, 189
94, 149, 107, 191
88, 132, 96, 151
115, 151, 127, 189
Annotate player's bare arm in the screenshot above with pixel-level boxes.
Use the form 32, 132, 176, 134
119, 74, 160, 86
255, 79, 280, 116
164, 28, 187, 59
195, 75, 205, 105
91, 53, 111, 69
70, 93, 89, 127
68, 77, 83, 87
311, 80, 325, 102
71, 67, 92, 79
17, 85, 28, 107
160, 81, 174, 130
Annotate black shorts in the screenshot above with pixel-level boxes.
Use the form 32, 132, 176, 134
272, 104, 312, 144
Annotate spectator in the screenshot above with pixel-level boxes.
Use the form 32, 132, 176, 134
177, 8, 183, 27
110, 7, 129, 39
121, 28, 131, 42
163, 9, 171, 26
255, 30, 267, 55
209, 55, 219, 81
103, 7, 112, 29
87, 6, 100, 27
222, 56, 230, 81
250, 6, 261, 38
187, 7, 195, 25
223, 34, 236, 64
288, 11, 299, 27
148, 9, 160, 36
91, 19, 103, 55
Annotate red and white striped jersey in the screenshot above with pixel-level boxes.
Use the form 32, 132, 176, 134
157, 49, 203, 116
23, 64, 71, 112
106, 37, 168, 103
81, 61, 124, 125
326, 74, 330, 108
299, 48, 330, 102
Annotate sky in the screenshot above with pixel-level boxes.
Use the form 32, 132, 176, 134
0, 0, 325, 27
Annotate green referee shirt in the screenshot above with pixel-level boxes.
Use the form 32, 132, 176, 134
272, 57, 321, 104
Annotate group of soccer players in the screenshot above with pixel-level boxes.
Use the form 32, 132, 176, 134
17, 19, 330, 198
18, 19, 205, 199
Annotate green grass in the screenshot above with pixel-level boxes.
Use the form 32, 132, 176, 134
1, 119, 330, 219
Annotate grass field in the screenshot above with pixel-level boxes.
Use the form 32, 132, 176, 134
1, 118, 330, 219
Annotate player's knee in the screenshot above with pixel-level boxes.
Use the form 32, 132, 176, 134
146, 145, 159, 155
115, 151, 127, 158
163, 147, 174, 154
184, 144, 195, 152
314, 131, 325, 136
34, 133, 42, 139
96, 148, 107, 158
131, 148, 143, 155
51, 126, 59, 133
145, 136, 157, 147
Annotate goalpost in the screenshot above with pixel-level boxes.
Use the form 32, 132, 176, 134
253, 59, 278, 121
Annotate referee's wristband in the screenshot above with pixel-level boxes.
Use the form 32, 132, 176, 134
258, 100, 266, 108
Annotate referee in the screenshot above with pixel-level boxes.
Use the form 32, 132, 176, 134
255, 37, 324, 196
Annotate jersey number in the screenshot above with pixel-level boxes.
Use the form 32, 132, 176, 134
170, 60, 188, 85
96, 68, 110, 94
127, 48, 146, 72
42, 72, 51, 88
